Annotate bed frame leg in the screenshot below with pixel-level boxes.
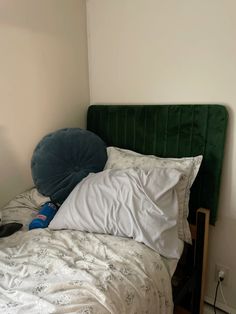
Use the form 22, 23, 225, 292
192, 208, 210, 314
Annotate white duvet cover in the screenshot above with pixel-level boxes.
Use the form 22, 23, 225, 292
0, 189, 175, 314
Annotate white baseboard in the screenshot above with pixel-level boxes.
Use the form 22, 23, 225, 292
205, 296, 236, 314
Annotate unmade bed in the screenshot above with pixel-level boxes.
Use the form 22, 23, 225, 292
0, 104, 228, 314
0, 188, 176, 314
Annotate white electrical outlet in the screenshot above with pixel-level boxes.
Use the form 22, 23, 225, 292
215, 264, 229, 285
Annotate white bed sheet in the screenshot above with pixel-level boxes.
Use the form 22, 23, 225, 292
0, 188, 180, 314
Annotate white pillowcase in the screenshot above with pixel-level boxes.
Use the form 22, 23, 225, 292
49, 167, 184, 259
104, 147, 203, 244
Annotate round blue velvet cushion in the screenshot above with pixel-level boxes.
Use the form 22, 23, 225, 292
31, 128, 107, 204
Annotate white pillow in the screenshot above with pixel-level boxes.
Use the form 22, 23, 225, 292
104, 147, 203, 244
49, 168, 184, 259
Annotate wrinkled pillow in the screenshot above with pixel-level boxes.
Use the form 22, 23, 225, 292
31, 128, 107, 204
104, 147, 203, 244
49, 167, 184, 259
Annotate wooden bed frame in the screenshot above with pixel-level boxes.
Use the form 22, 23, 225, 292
87, 104, 228, 314
173, 208, 209, 314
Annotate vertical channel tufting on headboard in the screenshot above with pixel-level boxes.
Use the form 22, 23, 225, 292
87, 104, 228, 225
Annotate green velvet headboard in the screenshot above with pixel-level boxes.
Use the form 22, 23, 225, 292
87, 104, 228, 225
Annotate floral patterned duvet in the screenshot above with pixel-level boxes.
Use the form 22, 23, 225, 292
0, 189, 174, 314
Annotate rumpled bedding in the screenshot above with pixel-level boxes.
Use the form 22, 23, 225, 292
0, 189, 174, 314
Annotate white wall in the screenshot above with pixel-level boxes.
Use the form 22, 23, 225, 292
86, 0, 236, 310
0, 0, 90, 207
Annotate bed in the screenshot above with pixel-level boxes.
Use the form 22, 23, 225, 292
0, 104, 228, 314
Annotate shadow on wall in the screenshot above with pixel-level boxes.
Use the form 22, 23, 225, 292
0, 126, 30, 208
217, 104, 235, 219
0, 0, 80, 37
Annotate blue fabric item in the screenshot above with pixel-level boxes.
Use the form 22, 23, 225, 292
31, 128, 107, 204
